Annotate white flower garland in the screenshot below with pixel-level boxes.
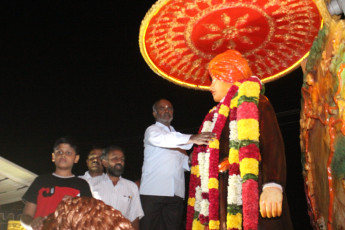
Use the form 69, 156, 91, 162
228, 175, 242, 205
227, 119, 242, 206
195, 186, 202, 212
199, 151, 210, 216
229, 120, 238, 141
197, 108, 218, 219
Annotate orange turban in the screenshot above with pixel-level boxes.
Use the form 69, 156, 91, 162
208, 50, 252, 83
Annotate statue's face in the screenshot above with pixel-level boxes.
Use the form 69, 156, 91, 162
210, 77, 232, 102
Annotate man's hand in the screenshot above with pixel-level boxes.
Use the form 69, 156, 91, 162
30, 217, 46, 230
21, 215, 45, 230
259, 187, 283, 218
131, 217, 140, 230
188, 132, 216, 145
21, 202, 39, 230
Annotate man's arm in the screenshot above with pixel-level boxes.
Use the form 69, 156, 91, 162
145, 125, 215, 149
21, 201, 36, 227
21, 202, 45, 230
259, 96, 286, 218
145, 127, 192, 148
131, 217, 139, 230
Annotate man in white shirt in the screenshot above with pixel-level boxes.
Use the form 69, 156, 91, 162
79, 146, 105, 197
79, 147, 104, 180
91, 146, 144, 230
139, 99, 215, 230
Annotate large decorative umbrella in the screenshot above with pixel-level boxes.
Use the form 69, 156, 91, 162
139, 0, 322, 90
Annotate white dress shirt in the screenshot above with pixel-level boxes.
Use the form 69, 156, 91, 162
79, 171, 105, 198
139, 122, 193, 198
89, 174, 144, 222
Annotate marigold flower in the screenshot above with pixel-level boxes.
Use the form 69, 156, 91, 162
192, 219, 205, 230
227, 213, 242, 229
191, 165, 200, 177
209, 220, 220, 230
230, 95, 239, 109
209, 139, 220, 149
219, 104, 230, 116
229, 148, 239, 164
240, 158, 259, 177
238, 81, 260, 97
237, 119, 259, 141
208, 178, 219, 189
188, 197, 195, 207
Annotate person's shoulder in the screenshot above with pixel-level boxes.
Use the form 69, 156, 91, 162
52, 175, 88, 186
78, 171, 89, 180
34, 174, 53, 181
73, 176, 90, 184
27, 174, 47, 186
69, 177, 92, 191
120, 178, 139, 188
78, 175, 86, 180
145, 123, 163, 133
146, 123, 158, 130
259, 95, 274, 110
259, 94, 269, 103
27, 174, 54, 188
89, 173, 107, 185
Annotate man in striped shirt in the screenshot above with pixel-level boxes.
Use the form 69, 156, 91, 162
89, 145, 144, 230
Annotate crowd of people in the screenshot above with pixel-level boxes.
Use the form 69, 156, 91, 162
20, 50, 293, 230
20, 98, 213, 230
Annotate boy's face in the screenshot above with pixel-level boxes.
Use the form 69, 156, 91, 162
52, 143, 80, 170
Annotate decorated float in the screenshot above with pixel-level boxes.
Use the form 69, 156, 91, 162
139, 0, 324, 229
300, 0, 345, 229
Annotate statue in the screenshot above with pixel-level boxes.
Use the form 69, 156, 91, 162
186, 50, 293, 230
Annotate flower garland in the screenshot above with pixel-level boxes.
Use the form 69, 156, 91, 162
186, 77, 263, 230
227, 78, 262, 230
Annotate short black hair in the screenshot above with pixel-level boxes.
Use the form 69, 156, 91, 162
87, 145, 103, 158
101, 145, 124, 160
53, 137, 79, 154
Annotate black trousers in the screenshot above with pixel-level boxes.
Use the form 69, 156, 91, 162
140, 195, 184, 230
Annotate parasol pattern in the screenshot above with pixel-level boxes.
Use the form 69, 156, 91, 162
139, 0, 322, 89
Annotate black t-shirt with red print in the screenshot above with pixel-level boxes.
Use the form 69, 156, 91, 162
23, 173, 92, 218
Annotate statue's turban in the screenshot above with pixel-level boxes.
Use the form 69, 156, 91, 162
209, 50, 252, 83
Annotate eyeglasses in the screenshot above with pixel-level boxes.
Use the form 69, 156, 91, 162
54, 150, 74, 156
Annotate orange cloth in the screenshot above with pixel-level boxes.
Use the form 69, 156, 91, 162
209, 50, 252, 83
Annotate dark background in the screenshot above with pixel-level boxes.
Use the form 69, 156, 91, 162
0, 1, 312, 229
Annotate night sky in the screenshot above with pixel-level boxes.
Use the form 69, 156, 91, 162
1, 1, 312, 229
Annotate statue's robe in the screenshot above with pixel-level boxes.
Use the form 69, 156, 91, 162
218, 95, 294, 230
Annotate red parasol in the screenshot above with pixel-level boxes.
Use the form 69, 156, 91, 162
139, 0, 322, 90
